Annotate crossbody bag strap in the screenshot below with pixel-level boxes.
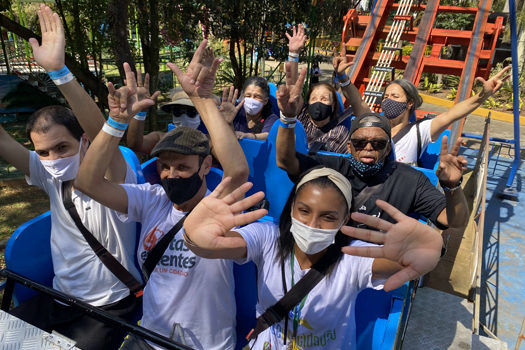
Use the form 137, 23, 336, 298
61, 181, 144, 297
141, 212, 189, 281
246, 243, 341, 341
416, 121, 423, 167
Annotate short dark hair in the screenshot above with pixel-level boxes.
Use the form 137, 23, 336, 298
305, 83, 340, 121
243, 76, 274, 119
277, 167, 351, 274
26, 105, 84, 143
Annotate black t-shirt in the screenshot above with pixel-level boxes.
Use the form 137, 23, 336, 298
296, 152, 447, 228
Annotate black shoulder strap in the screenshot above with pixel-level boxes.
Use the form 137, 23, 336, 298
61, 181, 143, 297
416, 121, 423, 167
246, 243, 341, 341
141, 212, 189, 281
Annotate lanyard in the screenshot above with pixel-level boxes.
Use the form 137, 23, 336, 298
290, 247, 308, 348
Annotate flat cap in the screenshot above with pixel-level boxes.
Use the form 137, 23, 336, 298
150, 126, 210, 157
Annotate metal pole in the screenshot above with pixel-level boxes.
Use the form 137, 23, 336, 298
503, 0, 521, 194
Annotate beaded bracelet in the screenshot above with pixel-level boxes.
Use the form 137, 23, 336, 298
102, 123, 125, 138
107, 116, 129, 131
134, 112, 147, 121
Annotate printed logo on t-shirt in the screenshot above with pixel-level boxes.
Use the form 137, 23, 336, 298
143, 225, 163, 251
141, 225, 197, 277
268, 311, 337, 348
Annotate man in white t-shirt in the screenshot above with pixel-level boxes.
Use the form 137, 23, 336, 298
75, 40, 248, 349
1, 5, 152, 349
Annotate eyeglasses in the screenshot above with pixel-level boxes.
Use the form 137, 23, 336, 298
350, 138, 389, 150
172, 107, 198, 118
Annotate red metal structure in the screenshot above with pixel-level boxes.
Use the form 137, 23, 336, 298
341, 0, 504, 138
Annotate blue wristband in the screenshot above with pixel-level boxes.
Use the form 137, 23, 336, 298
48, 66, 70, 80
279, 120, 296, 129
288, 56, 299, 63
136, 112, 147, 117
336, 73, 348, 82
107, 116, 129, 130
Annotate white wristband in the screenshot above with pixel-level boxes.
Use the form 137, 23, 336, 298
280, 111, 297, 124
134, 112, 147, 121
288, 52, 299, 58
339, 79, 351, 87
52, 72, 75, 85
102, 123, 125, 138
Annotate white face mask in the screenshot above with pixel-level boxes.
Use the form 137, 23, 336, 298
173, 113, 201, 129
40, 138, 83, 181
290, 217, 340, 255
243, 97, 264, 116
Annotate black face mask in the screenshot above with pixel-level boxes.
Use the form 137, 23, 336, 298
307, 102, 333, 121
161, 170, 203, 205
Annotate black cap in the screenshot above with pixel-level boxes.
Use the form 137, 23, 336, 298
150, 126, 210, 157
349, 112, 391, 139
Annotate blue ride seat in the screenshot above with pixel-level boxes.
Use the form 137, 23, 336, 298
418, 129, 450, 171
1, 147, 146, 306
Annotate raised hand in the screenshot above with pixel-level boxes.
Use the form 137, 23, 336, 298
219, 86, 244, 125
286, 24, 307, 54
332, 45, 353, 77
475, 65, 511, 100
167, 39, 221, 99
276, 62, 307, 117
184, 178, 267, 251
436, 135, 467, 187
341, 200, 442, 291
134, 69, 161, 106
29, 4, 65, 72
108, 63, 156, 122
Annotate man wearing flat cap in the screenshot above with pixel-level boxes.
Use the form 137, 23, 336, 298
76, 40, 247, 350
276, 108, 469, 232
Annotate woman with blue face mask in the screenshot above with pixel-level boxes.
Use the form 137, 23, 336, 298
183, 167, 443, 350
228, 76, 278, 141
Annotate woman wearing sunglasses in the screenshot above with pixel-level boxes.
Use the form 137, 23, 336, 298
182, 168, 443, 349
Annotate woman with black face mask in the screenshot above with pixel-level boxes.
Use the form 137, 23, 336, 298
296, 83, 350, 154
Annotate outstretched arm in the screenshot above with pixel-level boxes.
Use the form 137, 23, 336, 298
275, 62, 308, 178
435, 135, 469, 229
126, 70, 160, 154
342, 200, 443, 292
74, 64, 156, 213
430, 66, 511, 141
183, 177, 267, 259
167, 40, 249, 196
333, 45, 371, 117
29, 5, 127, 182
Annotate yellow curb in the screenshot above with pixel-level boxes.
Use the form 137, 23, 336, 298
420, 93, 525, 126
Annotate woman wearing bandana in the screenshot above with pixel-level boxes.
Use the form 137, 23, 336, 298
228, 76, 278, 141
182, 168, 443, 350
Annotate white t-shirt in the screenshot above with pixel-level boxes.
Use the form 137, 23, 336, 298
393, 119, 432, 165
235, 222, 383, 350
26, 151, 141, 306
120, 183, 236, 350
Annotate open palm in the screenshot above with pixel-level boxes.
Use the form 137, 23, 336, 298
341, 199, 442, 291
184, 178, 267, 251
29, 5, 65, 72
167, 39, 221, 99
219, 86, 244, 124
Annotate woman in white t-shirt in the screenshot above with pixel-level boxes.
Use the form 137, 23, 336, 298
380, 68, 510, 165
183, 167, 443, 349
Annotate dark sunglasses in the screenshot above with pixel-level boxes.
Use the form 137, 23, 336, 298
172, 107, 198, 118
350, 138, 389, 150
